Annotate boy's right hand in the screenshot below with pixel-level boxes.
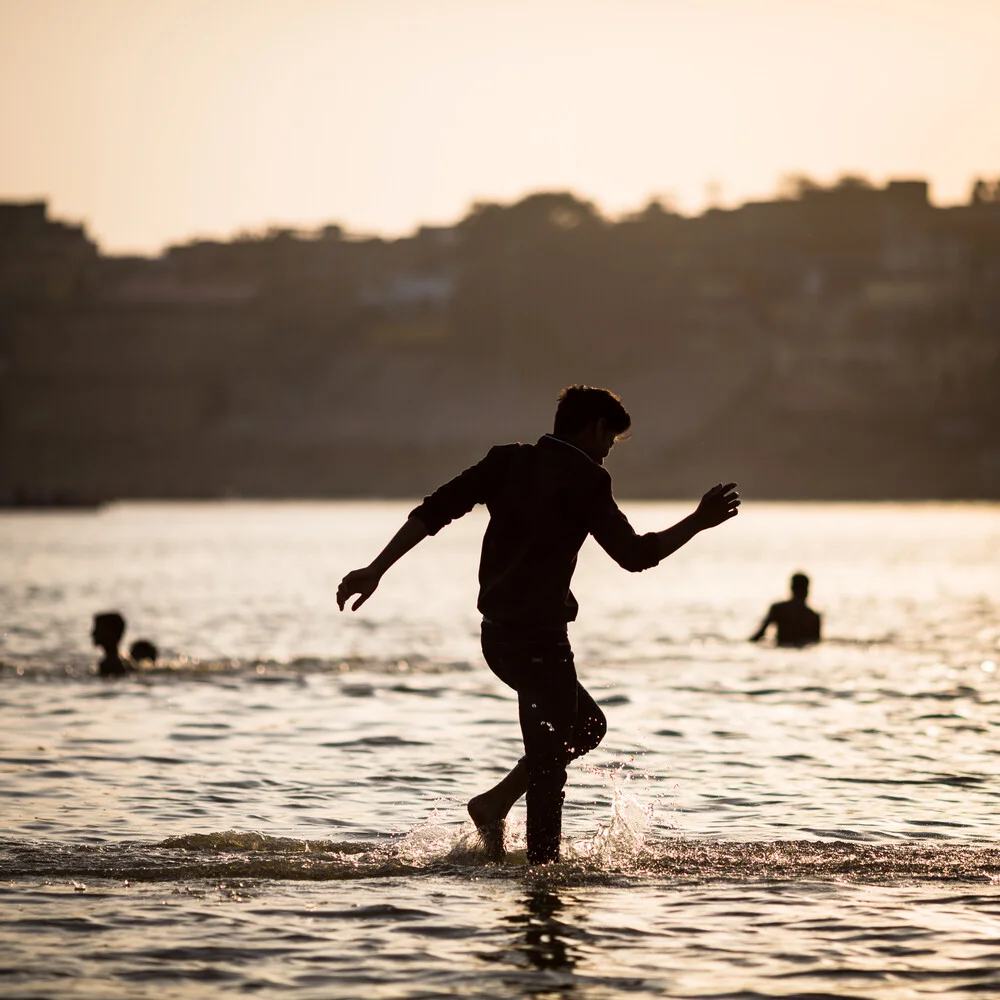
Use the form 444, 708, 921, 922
693, 482, 740, 528
337, 566, 382, 611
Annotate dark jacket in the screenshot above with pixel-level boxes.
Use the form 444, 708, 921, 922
409, 435, 660, 625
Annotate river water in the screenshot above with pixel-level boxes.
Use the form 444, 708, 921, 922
2, 500, 999, 998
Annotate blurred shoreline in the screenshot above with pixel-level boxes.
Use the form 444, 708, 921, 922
2, 179, 998, 502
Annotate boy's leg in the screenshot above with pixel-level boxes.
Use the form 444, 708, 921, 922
474, 624, 593, 863
468, 679, 605, 859
467, 758, 528, 859
517, 643, 579, 864
469, 623, 531, 858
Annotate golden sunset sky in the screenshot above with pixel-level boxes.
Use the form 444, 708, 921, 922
2, 0, 998, 254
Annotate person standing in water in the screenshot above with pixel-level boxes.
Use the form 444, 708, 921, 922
91, 611, 135, 678
750, 572, 822, 647
337, 385, 740, 864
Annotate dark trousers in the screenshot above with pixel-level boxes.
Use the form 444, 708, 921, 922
481, 620, 607, 863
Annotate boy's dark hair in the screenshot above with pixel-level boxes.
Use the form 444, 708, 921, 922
553, 385, 631, 437
94, 611, 125, 642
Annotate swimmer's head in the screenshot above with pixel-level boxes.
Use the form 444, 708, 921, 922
92, 611, 125, 649
129, 639, 158, 663
790, 573, 810, 598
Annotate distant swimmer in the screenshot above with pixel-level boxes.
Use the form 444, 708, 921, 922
91, 611, 135, 678
337, 384, 740, 865
129, 639, 158, 665
750, 573, 821, 648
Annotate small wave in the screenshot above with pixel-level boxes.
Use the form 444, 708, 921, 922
319, 736, 429, 749
161, 831, 375, 854
3, 831, 999, 887
0, 655, 475, 682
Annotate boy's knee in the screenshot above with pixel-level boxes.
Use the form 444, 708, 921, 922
570, 710, 607, 759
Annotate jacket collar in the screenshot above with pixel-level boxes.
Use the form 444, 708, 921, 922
539, 433, 598, 465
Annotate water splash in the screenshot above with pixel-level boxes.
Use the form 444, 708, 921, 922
569, 761, 657, 869
394, 807, 482, 866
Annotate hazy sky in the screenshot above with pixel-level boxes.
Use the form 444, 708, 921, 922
3, 0, 999, 254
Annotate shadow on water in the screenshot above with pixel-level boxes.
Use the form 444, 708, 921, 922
485, 881, 664, 998
504, 886, 579, 976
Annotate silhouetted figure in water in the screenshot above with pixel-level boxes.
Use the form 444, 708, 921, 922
91, 611, 135, 678
337, 385, 740, 865
750, 573, 821, 647
129, 639, 158, 665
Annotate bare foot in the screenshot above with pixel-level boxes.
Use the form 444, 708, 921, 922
468, 794, 506, 861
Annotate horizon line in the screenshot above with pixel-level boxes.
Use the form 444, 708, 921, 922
6, 171, 993, 259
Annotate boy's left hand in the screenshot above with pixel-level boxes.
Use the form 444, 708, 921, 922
693, 482, 740, 528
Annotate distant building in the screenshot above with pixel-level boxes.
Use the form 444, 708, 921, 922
1, 184, 997, 501
0, 200, 98, 304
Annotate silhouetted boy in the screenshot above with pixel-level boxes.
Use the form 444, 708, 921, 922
750, 572, 821, 647
129, 639, 158, 665
337, 385, 740, 864
91, 611, 135, 678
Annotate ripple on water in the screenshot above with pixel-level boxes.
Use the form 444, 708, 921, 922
3, 832, 1000, 887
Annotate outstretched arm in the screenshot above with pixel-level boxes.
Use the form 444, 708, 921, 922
749, 608, 773, 642
590, 481, 740, 572
337, 516, 429, 611
337, 448, 501, 612
652, 482, 741, 561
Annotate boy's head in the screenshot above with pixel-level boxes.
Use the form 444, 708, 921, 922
92, 611, 125, 650
553, 385, 631, 437
790, 573, 810, 599
553, 385, 631, 464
